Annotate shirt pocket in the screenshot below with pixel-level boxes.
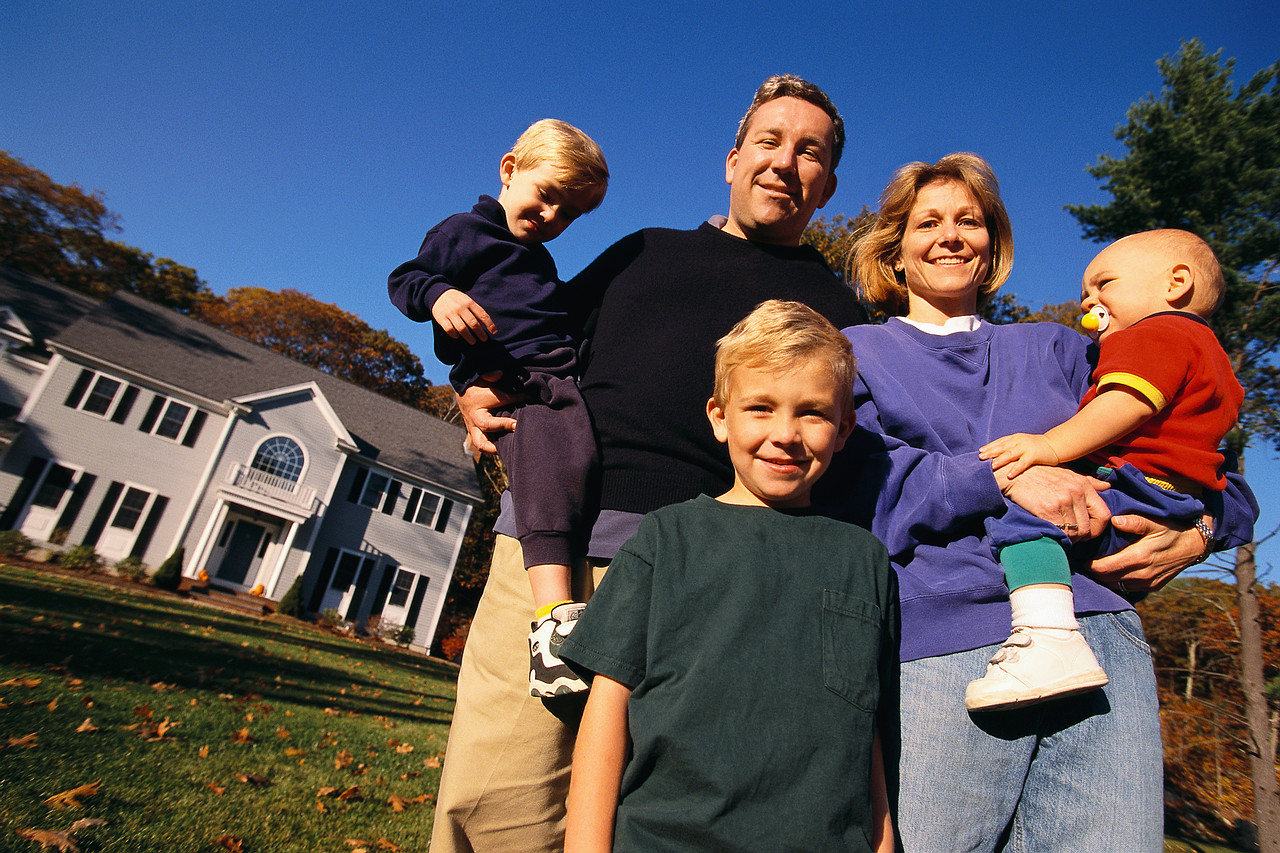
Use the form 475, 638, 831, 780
822, 589, 882, 712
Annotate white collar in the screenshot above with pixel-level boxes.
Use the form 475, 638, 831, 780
897, 315, 984, 336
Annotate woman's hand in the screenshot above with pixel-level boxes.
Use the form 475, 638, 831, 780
1085, 514, 1207, 593
997, 464, 1111, 543
456, 373, 517, 454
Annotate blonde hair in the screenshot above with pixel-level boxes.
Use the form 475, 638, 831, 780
1116, 229, 1227, 316
510, 119, 609, 200
851, 152, 1014, 316
713, 300, 856, 412
735, 74, 845, 169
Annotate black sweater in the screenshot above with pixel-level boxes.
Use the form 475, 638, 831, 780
574, 223, 866, 515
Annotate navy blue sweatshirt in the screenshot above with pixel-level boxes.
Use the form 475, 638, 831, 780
388, 195, 578, 393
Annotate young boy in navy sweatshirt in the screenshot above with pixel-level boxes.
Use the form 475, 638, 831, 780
388, 119, 608, 697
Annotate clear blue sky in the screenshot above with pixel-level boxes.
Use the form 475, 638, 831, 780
5, 1, 1278, 569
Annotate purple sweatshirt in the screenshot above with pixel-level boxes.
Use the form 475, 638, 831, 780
837, 318, 1256, 662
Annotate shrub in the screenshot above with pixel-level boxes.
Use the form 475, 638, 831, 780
439, 618, 470, 662
113, 556, 147, 583
318, 608, 345, 629
374, 620, 415, 648
276, 576, 304, 617
0, 530, 33, 558
151, 547, 184, 591
58, 545, 103, 572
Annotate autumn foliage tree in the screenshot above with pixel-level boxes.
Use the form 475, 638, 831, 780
0, 150, 210, 313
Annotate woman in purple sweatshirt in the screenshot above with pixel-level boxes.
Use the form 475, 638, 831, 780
840, 152, 1256, 852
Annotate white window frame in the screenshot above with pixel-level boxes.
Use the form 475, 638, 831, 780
75, 370, 130, 420
145, 395, 195, 442
358, 472, 391, 510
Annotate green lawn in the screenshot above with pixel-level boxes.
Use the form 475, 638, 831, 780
0, 563, 457, 852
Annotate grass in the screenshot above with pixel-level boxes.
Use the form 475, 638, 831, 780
0, 562, 458, 853
0, 563, 1256, 853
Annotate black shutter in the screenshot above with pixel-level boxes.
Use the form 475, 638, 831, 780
404, 575, 430, 630
306, 548, 339, 612
346, 557, 376, 617
381, 481, 401, 515
0, 456, 49, 529
129, 495, 168, 559
434, 499, 453, 533
402, 488, 421, 522
347, 468, 368, 503
138, 395, 164, 432
181, 410, 207, 447
64, 369, 92, 408
54, 473, 96, 534
368, 564, 396, 618
82, 481, 124, 547
111, 385, 138, 423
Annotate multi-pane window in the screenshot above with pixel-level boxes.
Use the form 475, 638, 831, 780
64, 368, 137, 424
138, 393, 205, 445
31, 465, 76, 509
154, 400, 193, 440
388, 569, 415, 608
110, 487, 152, 531
251, 436, 304, 483
359, 472, 390, 509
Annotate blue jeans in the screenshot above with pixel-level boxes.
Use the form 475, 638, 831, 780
894, 610, 1163, 853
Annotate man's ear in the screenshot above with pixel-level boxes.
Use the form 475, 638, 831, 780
725, 149, 739, 185
817, 171, 838, 209
707, 397, 729, 444
1167, 262, 1195, 308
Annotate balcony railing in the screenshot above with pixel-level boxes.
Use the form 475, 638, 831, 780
226, 463, 316, 508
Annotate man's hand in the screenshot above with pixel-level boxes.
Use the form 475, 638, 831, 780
980, 433, 1060, 480
998, 464, 1111, 543
1086, 514, 1206, 593
456, 374, 517, 454
432, 288, 497, 344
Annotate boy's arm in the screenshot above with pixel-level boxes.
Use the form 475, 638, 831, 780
980, 387, 1157, 480
871, 729, 894, 853
565, 674, 631, 853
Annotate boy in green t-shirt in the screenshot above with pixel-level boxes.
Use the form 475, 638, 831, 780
561, 300, 896, 852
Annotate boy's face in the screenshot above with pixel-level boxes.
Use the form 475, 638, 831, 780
497, 154, 602, 244
1080, 239, 1181, 342
706, 360, 855, 509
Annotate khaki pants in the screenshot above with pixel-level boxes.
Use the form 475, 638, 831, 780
430, 534, 605, 853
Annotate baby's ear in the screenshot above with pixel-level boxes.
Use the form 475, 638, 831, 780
1167, 262, 1195, 308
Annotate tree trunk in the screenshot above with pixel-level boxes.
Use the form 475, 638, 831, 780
1235, 536, 1280, 852
1186, 639, 1199, 699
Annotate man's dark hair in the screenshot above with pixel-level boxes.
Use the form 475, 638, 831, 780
735, 74, 845, 169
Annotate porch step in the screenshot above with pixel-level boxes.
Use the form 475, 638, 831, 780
184, 583, 274, 617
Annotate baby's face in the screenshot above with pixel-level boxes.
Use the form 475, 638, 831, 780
1080, 241, 1180, 341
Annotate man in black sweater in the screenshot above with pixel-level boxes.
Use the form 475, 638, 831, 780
430, 75, 865, 853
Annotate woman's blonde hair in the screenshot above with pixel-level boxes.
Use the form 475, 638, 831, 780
851, 152, 1013, 316
713, 300, 856, 412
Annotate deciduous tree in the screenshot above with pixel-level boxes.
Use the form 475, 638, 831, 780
0, 150, 209, 312
1068, 39, 1280, 847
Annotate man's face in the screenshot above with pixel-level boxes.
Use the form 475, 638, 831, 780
722, 96, 839, 246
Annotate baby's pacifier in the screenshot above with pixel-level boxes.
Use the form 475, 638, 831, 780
1080, 305, 1110, 335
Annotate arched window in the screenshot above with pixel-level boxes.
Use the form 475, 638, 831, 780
251, 436, 304, 483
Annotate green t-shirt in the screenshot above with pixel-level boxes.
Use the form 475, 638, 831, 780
562, 495, 898, 852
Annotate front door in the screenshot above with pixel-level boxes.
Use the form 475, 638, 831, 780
216, 520, 267, 586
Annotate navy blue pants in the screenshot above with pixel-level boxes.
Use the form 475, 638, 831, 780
494, 349, 597, 569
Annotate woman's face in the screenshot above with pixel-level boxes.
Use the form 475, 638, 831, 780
897, 180, 992, 323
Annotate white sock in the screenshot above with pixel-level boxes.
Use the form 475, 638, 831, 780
1009, 585, 1079, 631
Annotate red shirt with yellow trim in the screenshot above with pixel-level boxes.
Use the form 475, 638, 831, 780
1081, 311, 1243, 491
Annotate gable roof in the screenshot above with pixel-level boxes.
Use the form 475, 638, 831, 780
0, 266, 100, 355
44, 286, 479, 501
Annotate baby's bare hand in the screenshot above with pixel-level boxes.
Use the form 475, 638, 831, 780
980, 433, 1058, 480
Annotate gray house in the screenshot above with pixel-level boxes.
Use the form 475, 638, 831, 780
0, 267, 481, 651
